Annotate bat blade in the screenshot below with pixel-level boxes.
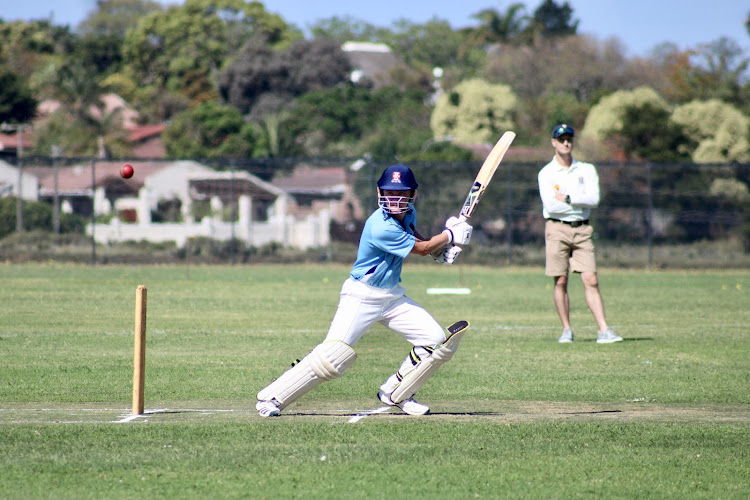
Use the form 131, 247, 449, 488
459, 131, 516, 220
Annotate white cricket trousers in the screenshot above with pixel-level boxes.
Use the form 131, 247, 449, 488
324, 278, 447, 347
324, 278, 447, 392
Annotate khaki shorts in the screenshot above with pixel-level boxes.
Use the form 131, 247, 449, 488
544, 220, 597, 276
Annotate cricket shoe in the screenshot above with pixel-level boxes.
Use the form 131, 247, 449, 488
596, 328, 623, 344
377, 390, 430, 416
558, 328, 574, 343
256, 400, 281, 417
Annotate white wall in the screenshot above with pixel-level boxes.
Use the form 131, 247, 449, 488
89, 210, 331, 250
0, 161, 39, 200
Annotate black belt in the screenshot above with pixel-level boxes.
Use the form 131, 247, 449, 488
547, 218, 589, 228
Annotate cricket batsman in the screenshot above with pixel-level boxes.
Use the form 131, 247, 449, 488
256, 164, 472, 416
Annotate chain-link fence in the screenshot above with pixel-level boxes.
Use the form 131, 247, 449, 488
2, 155, 749, 268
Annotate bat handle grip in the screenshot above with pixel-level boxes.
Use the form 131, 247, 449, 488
458, 215, 467, 222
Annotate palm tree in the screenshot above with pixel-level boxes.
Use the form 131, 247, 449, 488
40, 63, 129, 157
460, 3, 529, 56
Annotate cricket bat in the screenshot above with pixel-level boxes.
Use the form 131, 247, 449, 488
458, 131, 516, 221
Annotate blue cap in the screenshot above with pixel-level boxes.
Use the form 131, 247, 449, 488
552, 124, 575, 138
377, 164, 418, 191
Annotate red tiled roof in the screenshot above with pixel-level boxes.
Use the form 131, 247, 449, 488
0, 131, 33, 151
128, 124, 167, 142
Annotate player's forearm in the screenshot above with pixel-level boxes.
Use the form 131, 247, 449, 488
411, 231, 451, 256
569, 191, 599, 208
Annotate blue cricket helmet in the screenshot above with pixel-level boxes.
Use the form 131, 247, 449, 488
377, 164, 418, 191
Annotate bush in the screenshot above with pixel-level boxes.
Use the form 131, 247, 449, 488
0, 197, 87, 238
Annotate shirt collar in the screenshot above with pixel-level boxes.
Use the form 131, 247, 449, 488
552, 156, 578, 171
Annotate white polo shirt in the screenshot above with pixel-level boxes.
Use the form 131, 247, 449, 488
538, 156, 600, 221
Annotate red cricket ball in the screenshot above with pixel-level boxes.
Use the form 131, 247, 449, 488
121, 164, 134, 179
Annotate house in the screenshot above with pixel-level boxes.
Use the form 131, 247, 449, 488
3, 94, 169, 160
0, 160, 40, 199
273, 164, 365, 222
0, 130, 33, 159
342, 41, 406, 89
128, 124, 167, 159
2, 157, 362, 250
90, 165, 331, 249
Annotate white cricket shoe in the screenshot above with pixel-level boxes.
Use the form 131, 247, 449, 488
596, 328, 623, 344
256, 400, 281, 417
377, 390, 430, 416
558, 328, 574, 343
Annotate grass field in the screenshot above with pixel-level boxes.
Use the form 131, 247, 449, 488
1, 263, 748, 499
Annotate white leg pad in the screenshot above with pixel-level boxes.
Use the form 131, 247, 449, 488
257, 341, 356, 410
389, 326, 466, 404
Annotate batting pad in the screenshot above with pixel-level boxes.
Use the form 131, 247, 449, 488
389, 320, 469, 404
257, 341, 356, 410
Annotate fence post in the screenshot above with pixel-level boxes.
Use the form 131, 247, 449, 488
91, 159, 96, 266
506, 162, 513, 266
647, 163, 653, 269
15, 127, 24, 232
230, 159, 236, 265
52, 147, 61, 235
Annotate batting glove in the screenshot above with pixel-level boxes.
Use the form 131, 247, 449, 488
431, 244, 463, 265
444, 216, 473, 245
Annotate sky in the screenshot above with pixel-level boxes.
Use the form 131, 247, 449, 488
2, 0, 748, 58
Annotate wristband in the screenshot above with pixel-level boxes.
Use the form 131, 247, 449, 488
442, 229, 453, 244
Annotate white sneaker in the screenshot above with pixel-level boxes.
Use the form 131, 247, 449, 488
377, 390, 430, 416
256, 400, 281, 417
558, 328, 574, 343
597, 328, 623, 344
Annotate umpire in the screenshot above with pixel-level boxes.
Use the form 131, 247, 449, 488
537, 124, 622, 344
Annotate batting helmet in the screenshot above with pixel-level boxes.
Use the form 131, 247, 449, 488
377, 164, 418, 191
377, 164, 418, 215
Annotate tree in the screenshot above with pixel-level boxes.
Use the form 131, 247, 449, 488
462, 3, 529, 52
616, 103, 693, 162
650, 38, 750, 108
430, 78, 518, 144
671, 99, 750, 163
377, 18, 463, 69
693, 38, 750, 105
77, 0, 164, 37
0, 19, 75, 87
0, 66, 37, 123
218, 38, 350, 116
581, 86, 669, 143
528, 0, 579, 39
32, 61, 130, 157
309, 15, 380, 43
282, 84, 381, 156
121, 0, 295, 101
163, 101, 262, 158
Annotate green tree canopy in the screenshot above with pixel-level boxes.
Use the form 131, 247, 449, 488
616, 103, 693, 162
0, 66, 37, 123
218, 38, 350, 117
121, 0, 294, 96
163, 101, 262, 158
463, 3, 529, 51
309, 15, 380, 43
430, 78, 518, 144
581, 86, 669, 143
671, 99, 750, 163
77, 0, 164, 37
529, 0, 579, 38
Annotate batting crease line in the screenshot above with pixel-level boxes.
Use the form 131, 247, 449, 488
348, 406, 392, 423
113, 408, 237, 423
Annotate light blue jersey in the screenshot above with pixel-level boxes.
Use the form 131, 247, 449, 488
350, 206, 417, 289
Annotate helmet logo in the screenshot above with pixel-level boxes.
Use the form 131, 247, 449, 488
391, 172, 401, 183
